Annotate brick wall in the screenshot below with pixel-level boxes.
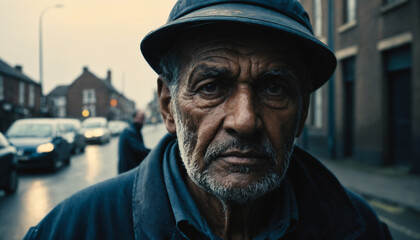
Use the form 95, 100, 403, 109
67, 67, 111, 119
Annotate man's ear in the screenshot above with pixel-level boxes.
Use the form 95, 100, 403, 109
157, 76, 176, 134
296, 93, 310, 137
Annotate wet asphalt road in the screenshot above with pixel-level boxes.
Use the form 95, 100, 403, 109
0, 124, 168, 240
0, 123, 419, 240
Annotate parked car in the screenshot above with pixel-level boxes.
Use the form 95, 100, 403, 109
57, 118, 86, 154
81, 117, 111, 144
0, 132, 18, 194
108, 120, 129, 137
6, 118, 71, 171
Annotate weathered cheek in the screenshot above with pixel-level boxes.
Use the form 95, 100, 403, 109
263, 106, 300, 149
180, 100, 225, 165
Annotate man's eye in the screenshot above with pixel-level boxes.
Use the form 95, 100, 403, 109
199, 82, 219, 94
264, 83, 285, 96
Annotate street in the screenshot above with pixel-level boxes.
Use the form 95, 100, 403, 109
0, 124, 168, 240
0, 123, 419, 240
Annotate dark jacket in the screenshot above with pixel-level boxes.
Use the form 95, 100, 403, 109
24, 134, 392, 240
118, 123, 150, 174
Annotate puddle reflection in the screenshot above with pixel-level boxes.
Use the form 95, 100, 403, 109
21, 180, 50, 227
84, 145, 101, 184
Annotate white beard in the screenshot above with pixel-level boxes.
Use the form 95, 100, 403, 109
172, 101, 295, 205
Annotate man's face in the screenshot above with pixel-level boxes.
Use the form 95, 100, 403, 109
166, 30, 309, 204
133, 111, 144, 125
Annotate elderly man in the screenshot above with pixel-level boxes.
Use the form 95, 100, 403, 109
24, 0, 392, 239
118, 110, 150, 174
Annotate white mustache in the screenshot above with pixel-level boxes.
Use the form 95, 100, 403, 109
204, 137, 277, 165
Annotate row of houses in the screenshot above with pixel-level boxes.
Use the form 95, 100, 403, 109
46, 67, 135, 121
0, 59, 42, 132
298, 0, 419, 172
0, 58, 136, 133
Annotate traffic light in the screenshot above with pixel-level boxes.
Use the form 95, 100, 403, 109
110, 99, 118, 107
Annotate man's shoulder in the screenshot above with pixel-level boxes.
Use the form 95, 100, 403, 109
24, 170, 137, 240
289, 147, 392, 239
344, 189, 393, 239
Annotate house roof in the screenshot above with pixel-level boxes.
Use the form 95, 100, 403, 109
0, 58, 39, 85
81, 68, 131, 101
46, 85, 69, 97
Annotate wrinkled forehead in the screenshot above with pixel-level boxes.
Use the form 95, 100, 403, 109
172, 24, 307, 73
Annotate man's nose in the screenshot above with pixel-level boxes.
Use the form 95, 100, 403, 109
223, 87, 262, 137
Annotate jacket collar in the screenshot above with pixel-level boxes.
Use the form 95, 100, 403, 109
132, 134, 177, 239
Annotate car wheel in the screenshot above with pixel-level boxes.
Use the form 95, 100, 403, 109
5, 169, 18, 194
65, 156, 71, 165
51, 155, 64, 171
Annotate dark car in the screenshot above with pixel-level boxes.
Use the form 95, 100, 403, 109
6, 118, 72, 171
0, 132, 18, 194
57, 118, 86, 154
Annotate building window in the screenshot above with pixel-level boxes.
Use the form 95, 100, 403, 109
28, 85, 35, 107
82, 89, 96, 104
343, 0, 357, 23
19, 82, 25, 105
313, 0, 322, 37
311, 88, 323, 128
83, 105, 96, 117
54, 96, 66, 107
0, 75, 4, 101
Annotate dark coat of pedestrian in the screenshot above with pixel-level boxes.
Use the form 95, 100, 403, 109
23, 0, 393, 239
118, 110, 150, 174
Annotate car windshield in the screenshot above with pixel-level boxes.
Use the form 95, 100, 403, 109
83, 122, 104, 128
7, 123, 53, 138
109, 122, 125, 129
63, 124, 76, 132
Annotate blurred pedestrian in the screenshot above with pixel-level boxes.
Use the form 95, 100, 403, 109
24, 0, 392, 239
117, 110, 150, 174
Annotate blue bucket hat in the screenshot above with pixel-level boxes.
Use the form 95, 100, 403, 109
140, 0, 336, 92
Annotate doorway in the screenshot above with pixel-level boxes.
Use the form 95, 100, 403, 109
385, 45, 412, 167
342, 57, 355, 157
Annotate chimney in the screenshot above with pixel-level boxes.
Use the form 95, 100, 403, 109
14, 65, 22, 72
83, 66, 88, 73
106, 69, 112, 83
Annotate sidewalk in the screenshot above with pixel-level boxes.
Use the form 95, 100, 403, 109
320, 158, 420, 213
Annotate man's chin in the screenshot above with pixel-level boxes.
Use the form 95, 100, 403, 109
196, 172, 283, 205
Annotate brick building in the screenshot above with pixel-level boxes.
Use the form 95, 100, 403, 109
50, 66, 135, 121
0, 58, 42, 132
299, 0, 420, 172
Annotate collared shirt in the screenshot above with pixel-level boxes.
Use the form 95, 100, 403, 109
162, 141, 299, 240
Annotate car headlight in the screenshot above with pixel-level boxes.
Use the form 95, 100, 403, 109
37, 143, 55, 153
93, 129, 105, 137
84, 131, 93, 138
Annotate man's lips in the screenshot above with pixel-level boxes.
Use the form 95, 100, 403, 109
217, 151, 270, 166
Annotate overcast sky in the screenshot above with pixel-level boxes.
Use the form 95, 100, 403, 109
0, 0, 176, 110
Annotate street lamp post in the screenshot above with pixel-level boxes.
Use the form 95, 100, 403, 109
39, 4, 63, 96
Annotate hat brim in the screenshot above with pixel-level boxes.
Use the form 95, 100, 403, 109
141, 3, 336, 92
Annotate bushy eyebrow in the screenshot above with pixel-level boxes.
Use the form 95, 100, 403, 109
190, 64, 231, 80
258, 68, 298, 82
